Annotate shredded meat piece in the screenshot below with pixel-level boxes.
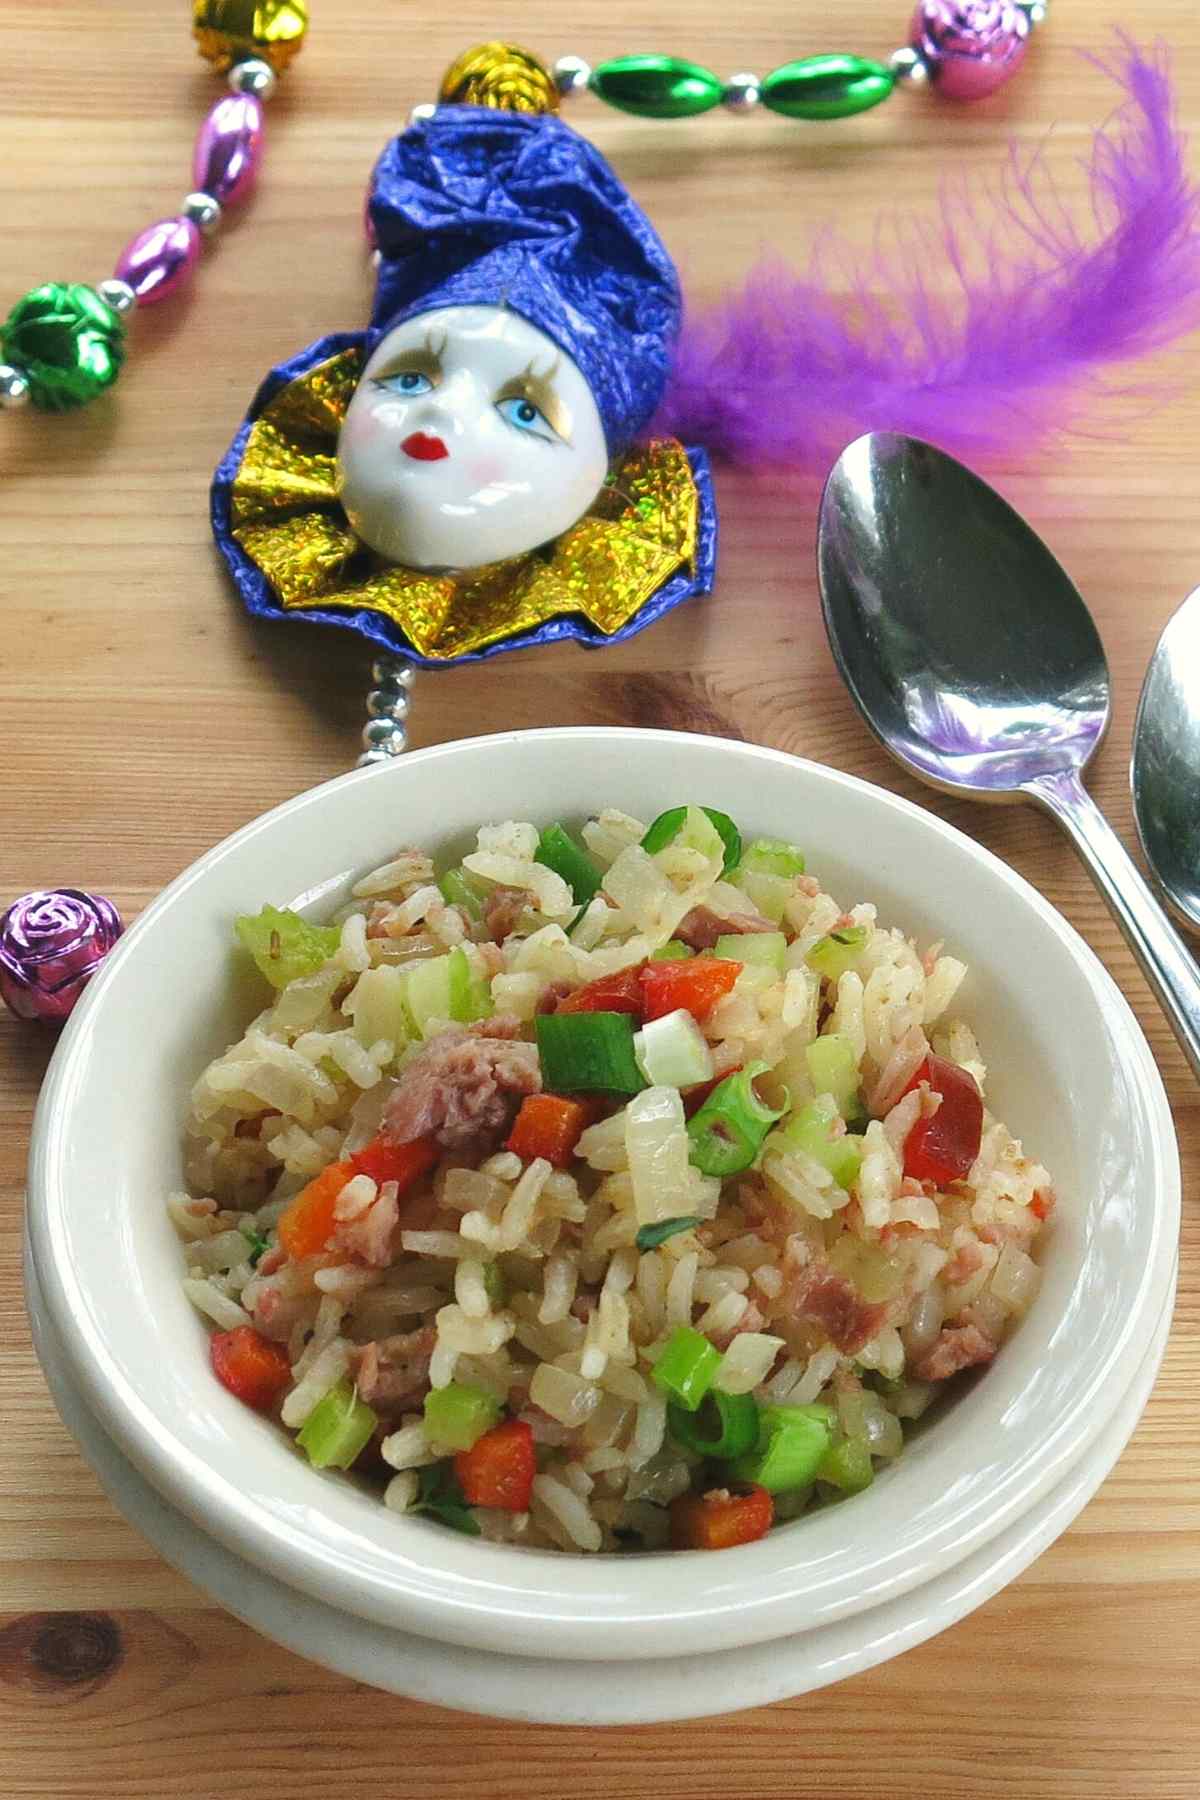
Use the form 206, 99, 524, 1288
780, 1262, 888, 1356
353, 1325, 436, 1410
484, 885, 529, 945
536, 979, 574, 1015
942, 1239, 986, 1287
913, 1323, 997, 1382
382, 1017, 540, 1152
675, 904, 777, 951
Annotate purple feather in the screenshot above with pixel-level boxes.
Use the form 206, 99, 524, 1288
654, 39, 1200, 468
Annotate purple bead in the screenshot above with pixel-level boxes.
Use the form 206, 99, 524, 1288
0, 889, 123, 1025
911, 0, 1030, 100
193, 94, 264, 208
114, 216, 201, 306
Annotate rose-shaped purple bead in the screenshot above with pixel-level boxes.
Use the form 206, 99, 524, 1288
911, 0, 1030, 100
0, 889, 123, 1024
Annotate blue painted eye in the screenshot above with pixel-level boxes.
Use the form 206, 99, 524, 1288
378, 369, 433, 395
497, 395, 553, 440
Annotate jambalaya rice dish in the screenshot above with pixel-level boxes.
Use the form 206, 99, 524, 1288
174, 805, 1054, 1554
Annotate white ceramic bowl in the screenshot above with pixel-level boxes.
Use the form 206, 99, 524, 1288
27, 729, 1179, 1666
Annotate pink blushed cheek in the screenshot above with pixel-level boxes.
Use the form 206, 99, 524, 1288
469, 456, 509, 487
342, 407, 385, 449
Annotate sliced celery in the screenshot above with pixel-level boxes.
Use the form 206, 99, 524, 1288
423, 1382, 502, 1453
447, 945, 491, 1022
296, 1378, 378, 1470
771, 1094, 862, 1190
817, 1435, 875, 1494
438, 867, 484, 923
633, 1008, 715, 1089
236, 905, 341, 991
729, 867, 793, 925
404, 954, 454, 1037
713, 931, 787, 973
739, 838, 806, 878
481, 1261, 507, 1307
806, 925, 869, 981
805, 1033, 861, 1116
651, 940, 694, 961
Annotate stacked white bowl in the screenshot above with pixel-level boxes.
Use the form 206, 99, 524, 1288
25, 731, 1180, 1725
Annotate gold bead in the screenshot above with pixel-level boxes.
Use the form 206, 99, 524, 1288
438, 42, 559, 114
192, 1, 309, 77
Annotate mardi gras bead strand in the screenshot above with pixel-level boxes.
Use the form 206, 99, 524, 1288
0, 2, 308, 414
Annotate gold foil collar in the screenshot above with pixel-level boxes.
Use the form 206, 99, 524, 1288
193, 0, 309, 75
438, 43, 560, 114
228, 349, 699, 660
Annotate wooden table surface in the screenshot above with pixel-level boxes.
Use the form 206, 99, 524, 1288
4, 0, 1200, 1791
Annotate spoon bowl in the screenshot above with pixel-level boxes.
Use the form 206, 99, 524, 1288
1132, 586, 1200, 932
818, 432, 1110, 797
819, 431, 1200, 1082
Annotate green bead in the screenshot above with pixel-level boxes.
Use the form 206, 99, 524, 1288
1, 282, 125, 412
760, 55, 895, 121
589, 54, 723, 119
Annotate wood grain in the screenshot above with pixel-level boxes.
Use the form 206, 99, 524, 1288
2, 0, 1200, 1790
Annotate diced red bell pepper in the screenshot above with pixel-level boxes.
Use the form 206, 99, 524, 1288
506, 1094, 599, 1168
276, 1159, 357, 1261
555, 963, 647, 1016
349, 1133, 440, 1192
900, 1054, 984, 1186
454, 1417, 536, 1512
640, 956, 740, 1023
210, 1325, 293, 1413
1030, 1188, 1055, 1221
669, 1482, 774, 1551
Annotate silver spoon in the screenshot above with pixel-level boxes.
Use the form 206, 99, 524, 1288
818, 430, 1200, 1081
1132, 586, 1200, 933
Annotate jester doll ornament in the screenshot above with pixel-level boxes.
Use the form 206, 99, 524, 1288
212, 36, 1200, 764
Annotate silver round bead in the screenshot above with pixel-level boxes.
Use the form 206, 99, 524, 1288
371, 656, 416, 688
94, 278, 136, 317
370, 247, 382, 270
889, 46, 930, 88
361, 718, 409, 756
0, 365, 30, 409
553, 55, 591, 98
367, 687, 412, 722
1019, 0, 1047, 25
182, 191, 222, 236
722, 73, 761, 112
408, 102, 437, 126
228, 56, 277, 99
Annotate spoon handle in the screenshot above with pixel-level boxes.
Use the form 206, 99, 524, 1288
1028, 768, 1200, 1081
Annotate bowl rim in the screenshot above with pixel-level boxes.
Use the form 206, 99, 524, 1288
27, 727, 1181, 1661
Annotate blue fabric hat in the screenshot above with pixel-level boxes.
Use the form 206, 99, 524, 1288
366, 106, 681, 454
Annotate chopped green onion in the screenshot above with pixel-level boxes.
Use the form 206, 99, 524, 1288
481, 1261, 507, 1307
732, 1403, 834, 1493
713, 931, 787, 974
633, 1007, 715, 1089
412, 1462, 481, 1535
651, 1325, 722, 1411
739, 838, 806, 878
423, 1381, 502, 1453
535, 823, 602, 907
535, 1011, 647, 1095
651, 940, 694, 961
805, 1033, 862, 1116
447, 945, 491, 1022
771, 1094, 863, 1190
806, 924, 869, 981
295, 1378, 378, 1471
641, 805, 742, 874
686, 1061, 787, 1177
239, 1222, 270, 1266
635, 1214, 704, 1251
235, 905, 341, 991
667, 1389, 759, 1459
438, 867, 483, 922
817, 1435, 875, 1494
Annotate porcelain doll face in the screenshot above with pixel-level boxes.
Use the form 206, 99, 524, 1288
336, 305, 610, 571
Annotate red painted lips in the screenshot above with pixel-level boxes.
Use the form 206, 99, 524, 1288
401, 432, 449, 461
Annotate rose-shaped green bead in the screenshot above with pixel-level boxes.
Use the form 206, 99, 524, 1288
1, 282, 126, 412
